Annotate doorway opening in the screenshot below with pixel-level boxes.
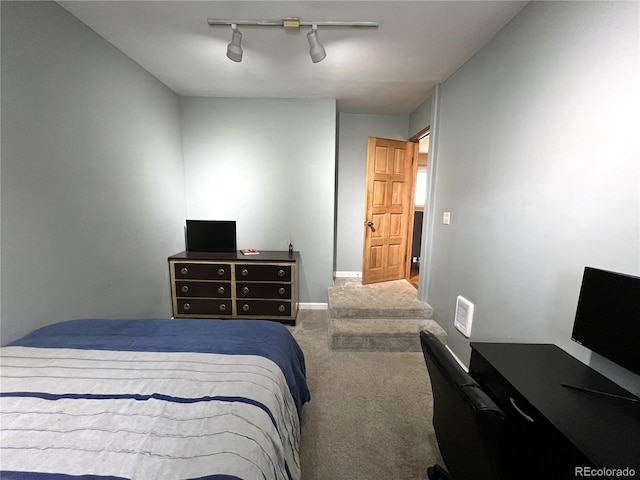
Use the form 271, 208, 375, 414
408, 128, 430, 288
361, 137, 418, 285
360, 131, 430, 288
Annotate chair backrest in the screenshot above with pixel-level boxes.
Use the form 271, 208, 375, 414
420, 330, 524, 480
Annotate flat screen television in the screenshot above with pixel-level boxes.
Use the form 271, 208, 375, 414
185, 220, 237, 252
571, 267, 640, 376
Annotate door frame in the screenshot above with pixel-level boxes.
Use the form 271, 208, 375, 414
407, 126, 431, 286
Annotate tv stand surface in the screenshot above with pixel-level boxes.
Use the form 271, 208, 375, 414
168, 250, 299, 324
469, 343, 640, 480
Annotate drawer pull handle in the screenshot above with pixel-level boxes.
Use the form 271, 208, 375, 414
278, 287, 285, 295
241, 269, 249, 276
218, 286, 225, 294
181, 285, 189, 293
218, 268, 225, 276
509, 397, 534, 423
242, 286, 250, 294
180, 267, 188, 275
183, 302, 191, 311
278, 304, 286, 312
242, 304, 250, 312
219, 304, 226, 311
278, 269, 285, 277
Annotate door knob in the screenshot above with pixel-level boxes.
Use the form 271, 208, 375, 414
365, 221, 374, 228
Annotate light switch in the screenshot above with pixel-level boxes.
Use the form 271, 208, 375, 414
443, 212, 451, 225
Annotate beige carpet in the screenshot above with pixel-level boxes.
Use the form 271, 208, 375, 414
289, 310, 442, 480
327, 277, 445, 352
329, 278, 434, 318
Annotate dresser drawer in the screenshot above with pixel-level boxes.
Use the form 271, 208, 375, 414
174, 281, 231, 298
235, 264, 291, 281
176, 298, 233, 316
174, 263, 231, 280
236, 282, 291, 299
236, 300, 292, 317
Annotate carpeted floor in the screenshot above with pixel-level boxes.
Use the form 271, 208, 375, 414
289, 310, 442, 480
328, 277, 433, 318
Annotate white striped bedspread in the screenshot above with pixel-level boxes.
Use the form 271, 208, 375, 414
0, 346, 301, 480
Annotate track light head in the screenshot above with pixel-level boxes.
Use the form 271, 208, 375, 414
307, 26, 326, 63
226, 25, 243, 62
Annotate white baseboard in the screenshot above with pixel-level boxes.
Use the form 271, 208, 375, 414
445, 345, 469, 372
299, 303, 328, 310
334, 271, 362, 279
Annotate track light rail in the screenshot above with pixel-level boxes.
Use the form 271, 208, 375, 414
207, 19, 379, 29
210, 17, 378, 63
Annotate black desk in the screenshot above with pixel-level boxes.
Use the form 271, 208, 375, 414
469, 343, 640, 480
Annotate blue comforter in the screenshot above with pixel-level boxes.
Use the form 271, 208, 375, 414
9, 318, 311, 415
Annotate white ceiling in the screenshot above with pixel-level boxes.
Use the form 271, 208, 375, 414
58, 1, 529, 115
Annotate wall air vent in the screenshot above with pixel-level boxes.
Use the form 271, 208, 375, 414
454, 295, 474, 338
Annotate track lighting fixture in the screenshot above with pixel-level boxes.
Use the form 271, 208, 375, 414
226, 25, 243, 62
307, 25, 326, 63
208, 17, 378, 63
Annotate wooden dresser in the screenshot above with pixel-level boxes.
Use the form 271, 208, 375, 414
168, 250, 299, 324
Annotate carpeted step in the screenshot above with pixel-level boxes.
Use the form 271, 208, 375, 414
328, 279, 434, 319
330, 317, 447, 352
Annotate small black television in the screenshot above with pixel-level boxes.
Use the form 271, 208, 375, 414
185, 220, 237, 252
571, 267, 640, 376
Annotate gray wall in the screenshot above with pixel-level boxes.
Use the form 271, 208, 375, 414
1, 1, 186, 344
180, 97, 336, 304
335, 113, 409, 273
423, 1, 640, 394
408, 95, 432, 139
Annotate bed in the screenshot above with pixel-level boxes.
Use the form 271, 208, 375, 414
0, 318, 310, 480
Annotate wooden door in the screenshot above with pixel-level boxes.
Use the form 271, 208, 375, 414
362, 137, 418, 285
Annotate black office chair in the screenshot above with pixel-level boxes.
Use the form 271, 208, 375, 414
420, 330, 525, 480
